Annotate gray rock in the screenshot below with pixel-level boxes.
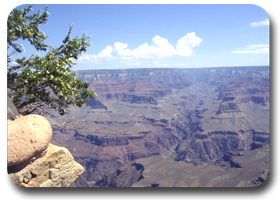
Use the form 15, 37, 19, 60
7, 95, 20, 120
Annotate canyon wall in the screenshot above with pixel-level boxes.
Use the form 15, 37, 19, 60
46, 66, 269, 187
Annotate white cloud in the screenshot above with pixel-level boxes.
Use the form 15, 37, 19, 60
94, 45, 113, 58
250, 19, 269, 27
114, 42, 132, 57
151, 35, 176, 57
176, 32, 203, 56
232, 45, 269, 54
113, 35, 176, 60
79, 33, 202, 66
78, 45, 113, 64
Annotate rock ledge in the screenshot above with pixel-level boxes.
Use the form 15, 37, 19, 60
8, 143, 84, 187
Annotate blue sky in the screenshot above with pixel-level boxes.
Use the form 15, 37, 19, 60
12, 4, 269, 70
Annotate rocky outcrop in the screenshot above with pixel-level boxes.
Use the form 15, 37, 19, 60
122, 94, 158, 105
216, 149, 244, 169
216, 102, 240, 114
157, 132, 179, 150
8, 144, 84, 187
252, 169, 269, 185
85, 135, 130, 147
77, 156, 125, 184
75, 133, 144, 147
223, 149, 244, 161
218, 90, 251, 100
150, 89, 172, 98
234, 96, 251, 104
251, 96, 266, 105
86, 98, 107, 110
94, 162, 144, 187
7, 97, 85, 187
216, 88, 269, 115
174, 130, 269, 165
216, 78, 269, 111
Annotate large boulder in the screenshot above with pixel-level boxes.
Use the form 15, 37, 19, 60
7, 114, 52, 166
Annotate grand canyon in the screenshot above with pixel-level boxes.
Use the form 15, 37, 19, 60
47, 66, 269, 187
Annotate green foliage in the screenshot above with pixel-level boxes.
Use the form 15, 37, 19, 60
7, 5, 96, 116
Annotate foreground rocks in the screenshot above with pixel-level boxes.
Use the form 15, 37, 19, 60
7, 114, 52, 166
8, 143, 84, 187
7, 101, 85, 187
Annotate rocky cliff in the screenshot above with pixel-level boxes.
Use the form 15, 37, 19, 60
174, 129, 269, 165
8, 143, 84, 187
95, 162, 144, 187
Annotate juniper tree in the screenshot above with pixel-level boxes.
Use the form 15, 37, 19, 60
7, 5, 96, 116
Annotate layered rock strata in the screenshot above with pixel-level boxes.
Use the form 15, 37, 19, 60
8, 143, 84, 187
45, 66, 269, 187
174, 130, 269, 165
95, 162, 144, 187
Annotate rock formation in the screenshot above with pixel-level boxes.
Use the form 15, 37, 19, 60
43, 66, 269, 187
95, 162, 144, 187
7, 97, 85, 187
8, 144, 84, 187
7, 95, 20, 120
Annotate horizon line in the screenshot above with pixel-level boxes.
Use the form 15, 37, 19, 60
74, 65, 269, 71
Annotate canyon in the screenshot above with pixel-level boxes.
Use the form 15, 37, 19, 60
46, 66, 269, 187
